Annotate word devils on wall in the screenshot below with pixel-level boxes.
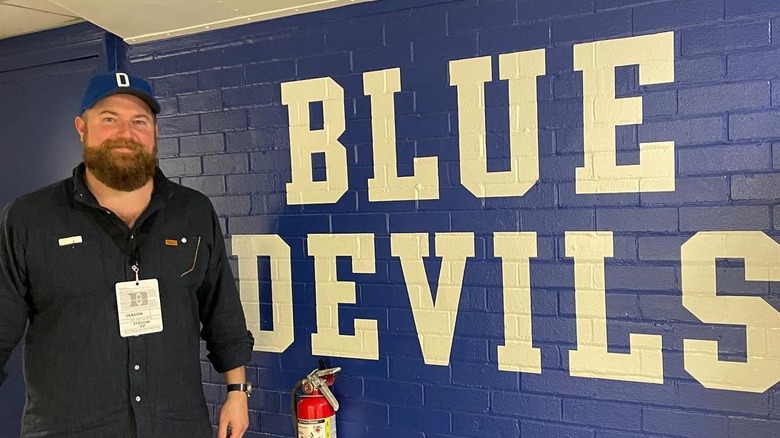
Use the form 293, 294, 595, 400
233, 31, 780, 394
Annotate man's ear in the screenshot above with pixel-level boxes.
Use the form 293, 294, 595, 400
74, 115, 86, 142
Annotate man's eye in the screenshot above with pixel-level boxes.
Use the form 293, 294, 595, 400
103, 117, 116, 123
133, 120, 148, 126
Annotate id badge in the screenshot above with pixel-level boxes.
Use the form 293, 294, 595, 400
115, 279, 164, 337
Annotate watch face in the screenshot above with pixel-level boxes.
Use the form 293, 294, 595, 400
245, 381, 253, 395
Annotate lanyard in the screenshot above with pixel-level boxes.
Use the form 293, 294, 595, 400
84, 207, 159, 271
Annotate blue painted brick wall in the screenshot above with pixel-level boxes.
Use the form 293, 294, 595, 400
122, 0, 780, 436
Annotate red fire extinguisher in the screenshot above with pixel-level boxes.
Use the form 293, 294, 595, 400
291, 365, 341, 438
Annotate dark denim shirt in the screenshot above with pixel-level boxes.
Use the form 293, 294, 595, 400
0, 164, 254, 437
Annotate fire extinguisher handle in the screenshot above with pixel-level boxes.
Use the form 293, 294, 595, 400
313, 366, 341, 378
318, 383, 340, 412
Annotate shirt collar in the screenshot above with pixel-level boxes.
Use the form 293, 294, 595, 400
71, 163, 174, 208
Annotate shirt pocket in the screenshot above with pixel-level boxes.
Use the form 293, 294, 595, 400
159, 236, 205, 285
32, 239, 106, 305
156, 235, 208, 333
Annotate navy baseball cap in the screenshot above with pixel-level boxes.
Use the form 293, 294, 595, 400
79, 71, 161, 115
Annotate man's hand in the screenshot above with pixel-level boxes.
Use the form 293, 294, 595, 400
217, 391, 249, 438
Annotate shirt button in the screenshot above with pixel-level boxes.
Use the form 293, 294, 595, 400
135, 396, 141, 402
134, 364, 140, 371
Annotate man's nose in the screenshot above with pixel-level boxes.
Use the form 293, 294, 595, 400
115, 120, 134, 138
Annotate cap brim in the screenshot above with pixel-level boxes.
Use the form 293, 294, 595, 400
95, 88, 161, 114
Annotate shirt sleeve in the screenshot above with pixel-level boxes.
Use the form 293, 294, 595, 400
0, 202, 30, 387
197, 205, 254, 374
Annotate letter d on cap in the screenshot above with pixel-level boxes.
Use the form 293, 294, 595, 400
115, 73, 130, 87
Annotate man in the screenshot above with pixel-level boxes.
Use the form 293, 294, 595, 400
0, 71, 254, 437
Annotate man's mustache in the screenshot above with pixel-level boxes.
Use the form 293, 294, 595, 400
102, 139, 144, 151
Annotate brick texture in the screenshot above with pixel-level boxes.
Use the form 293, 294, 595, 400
110, 0, 780, 436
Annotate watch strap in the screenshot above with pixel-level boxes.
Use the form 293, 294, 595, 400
226, 382, 251, 397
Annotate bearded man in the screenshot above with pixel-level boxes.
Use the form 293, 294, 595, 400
0, 72, 254, 438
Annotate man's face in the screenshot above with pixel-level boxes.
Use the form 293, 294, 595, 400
75, 94, 158, 192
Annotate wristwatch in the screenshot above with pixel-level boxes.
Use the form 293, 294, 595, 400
226, 381, 252, 397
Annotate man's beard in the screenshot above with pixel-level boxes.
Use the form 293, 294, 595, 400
83, 138, 158, 192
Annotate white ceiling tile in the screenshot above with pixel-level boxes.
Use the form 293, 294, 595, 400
50, 0, 377, 44
0, 4, 81, 40
0, 0, 377, 43
6, 0, 78, 16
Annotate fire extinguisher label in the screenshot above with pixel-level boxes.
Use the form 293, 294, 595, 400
298, 415, 337, 438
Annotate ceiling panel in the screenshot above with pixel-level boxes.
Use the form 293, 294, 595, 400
0, 0, 377, 43
5, 0, 76, 15
50, 0, 378, 44
0, 3, 80, 40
